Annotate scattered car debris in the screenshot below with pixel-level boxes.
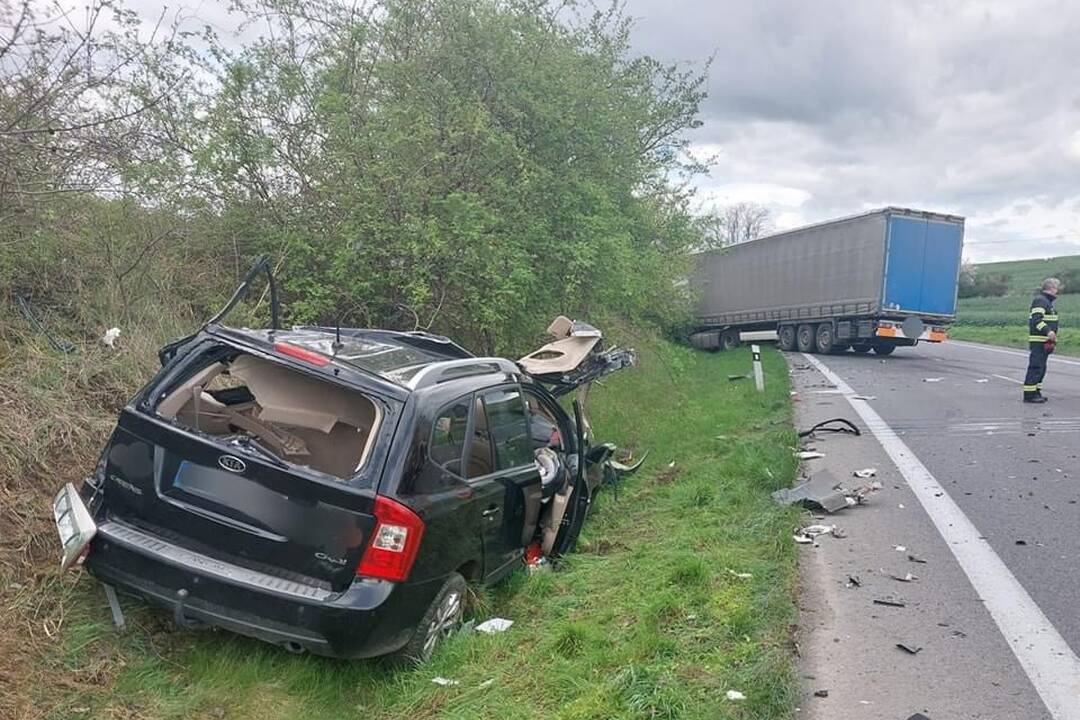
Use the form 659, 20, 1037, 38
725, 569, 753, 580
896, 642, 923, 655
772, 470, 852, 513
889, 573, 918, 583
475, 618, 514, 634
478, 679, 495, 689
975, 378, 989, 383
1015, 540, 1028, 546
923, 377, 943, 383
793, 533, 815, 544
432, 677, 459, 686
851, 395, 876, 401
908, 554, 927, 564
853, 468, 877, 479
103, 584, 126, 631
846, 575, 862, 588
102, 327, 121, 348
898, 503, 906, 509
873, 598, 906, 608
796, 451, 826, 460
798, 418, 861, 438
813, 689, 829, 698
801, 524, 836, 537
725, 691, 746, 701
907, 714, 932, 720
894, 545, 907, 552
16, 295, 76, 354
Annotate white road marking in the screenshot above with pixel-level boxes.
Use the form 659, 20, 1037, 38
802, 352, 1080, 720
951, 340, 1080, 368
992, 373, 1023, 384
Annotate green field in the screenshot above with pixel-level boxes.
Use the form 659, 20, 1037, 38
30, 340, 801, 720
953, 255, 1080, 353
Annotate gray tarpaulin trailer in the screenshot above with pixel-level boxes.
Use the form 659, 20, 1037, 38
691, 207, 965, 355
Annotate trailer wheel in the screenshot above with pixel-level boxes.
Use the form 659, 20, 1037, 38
720, 329, 741, 351
796, 324, 816, 353
778, 325, 796, 352
872, 344, 896, 356
815, 323, 836, 354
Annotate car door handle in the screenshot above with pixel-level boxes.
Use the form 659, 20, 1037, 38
482, 507, 500, 518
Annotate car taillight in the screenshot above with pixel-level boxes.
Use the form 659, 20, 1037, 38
356, 496, 425, 582
273, 342, 330, 366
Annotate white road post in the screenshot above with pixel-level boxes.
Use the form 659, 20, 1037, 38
751, 344, 764, 392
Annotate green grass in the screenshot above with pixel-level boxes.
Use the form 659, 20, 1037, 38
973, 254, 1080, 294
36, 339, 801, 720
953, 286, 1079, 355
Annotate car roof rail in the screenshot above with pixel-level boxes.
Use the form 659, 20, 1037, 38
406, 357, 519, 390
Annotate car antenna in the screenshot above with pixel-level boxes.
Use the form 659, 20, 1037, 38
333, 316, 343, 354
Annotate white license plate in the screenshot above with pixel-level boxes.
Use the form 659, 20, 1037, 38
53, 483, 97, 570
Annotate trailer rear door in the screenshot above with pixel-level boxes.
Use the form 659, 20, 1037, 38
883, 214, 963, 316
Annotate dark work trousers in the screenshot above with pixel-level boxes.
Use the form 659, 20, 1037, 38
1023, 343, 1049, 398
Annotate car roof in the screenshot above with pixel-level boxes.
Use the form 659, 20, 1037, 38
214, 326, 519, 393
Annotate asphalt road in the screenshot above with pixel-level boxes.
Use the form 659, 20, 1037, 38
789, 339, 1080, 720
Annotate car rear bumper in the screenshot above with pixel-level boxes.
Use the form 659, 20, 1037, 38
85, 519, 442, 658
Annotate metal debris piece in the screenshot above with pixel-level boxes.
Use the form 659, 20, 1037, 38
889, 573, 918, 583
796, 451, 826, 460
813, 689, 829, 698
772, 470, 849, 513
908, 554, 927, 564
846, 575, 862, 588
896, 642, 923, 655
873, 598, 906, 608
793, 533, 814, 544
103, 584, 126, 631
851, 395, 876, 401
853, 468, 877, 479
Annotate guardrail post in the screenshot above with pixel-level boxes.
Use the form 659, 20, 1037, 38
751, 344, 764, 392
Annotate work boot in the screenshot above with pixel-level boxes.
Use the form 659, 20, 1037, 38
1024, 394, 1048, 403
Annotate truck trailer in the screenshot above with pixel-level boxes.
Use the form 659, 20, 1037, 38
690, 207, 965, 355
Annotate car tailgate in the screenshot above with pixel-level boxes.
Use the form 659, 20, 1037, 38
101, 408, 377, 589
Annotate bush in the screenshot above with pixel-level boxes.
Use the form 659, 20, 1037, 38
958, 267, 1011, 298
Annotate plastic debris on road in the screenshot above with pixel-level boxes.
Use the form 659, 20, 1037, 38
793, 533, 814, 544
853, 468, 877, 478
475, 618, 514, 634
851, 395, 876, 401
813, 689, 829, 698
896, 642, 923, 655
873, 598, 906, 608
889, 572, 918, 583
894, 545, 907, 552
923, 377, 943, 382
796, 451, 825, 460
975, 378, 989, 383
801, 524, 836, 537
908, 554, 927, 564
772, 470, 849, 512
725, 691, 746, 701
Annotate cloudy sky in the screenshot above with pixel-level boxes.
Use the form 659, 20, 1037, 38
622, 0, 1080, 261
108, 0, 1080, 261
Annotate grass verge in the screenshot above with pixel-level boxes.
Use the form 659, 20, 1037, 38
952, 294, 1078, 356
19, 338, 800, 720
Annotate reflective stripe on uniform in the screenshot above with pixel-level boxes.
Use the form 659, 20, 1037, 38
1036, 321, 1048, 330
1031, 307, 1047, 316
1029, 335, 1051, 342
1023, 384, 1039, 391
1045, 314, 1059, 321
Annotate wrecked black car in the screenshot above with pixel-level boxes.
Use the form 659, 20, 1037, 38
52, 259, 640, 661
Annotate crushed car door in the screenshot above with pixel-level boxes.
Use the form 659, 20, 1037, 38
466, 386, 543, 579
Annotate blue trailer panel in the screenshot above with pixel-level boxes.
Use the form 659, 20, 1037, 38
883, 215, 963, 316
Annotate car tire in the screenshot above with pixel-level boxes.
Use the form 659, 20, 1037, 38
872, 344, 896, 356
815, 323, 836, 354
796, 324, 816, 353
777, 325, 796, 352
389, 572, 466, 665
720, 329, 740, 351
851, 345, 871, 354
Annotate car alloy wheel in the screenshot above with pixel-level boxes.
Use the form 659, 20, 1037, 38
421, 588, 463, 660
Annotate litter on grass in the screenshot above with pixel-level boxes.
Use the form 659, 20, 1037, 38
475, 618, 514, 634
853, 468, 877, 479
102, 327, 121, 348
432, 677, 459, 686
725, 691, 746, 701
725, 568, 753, 579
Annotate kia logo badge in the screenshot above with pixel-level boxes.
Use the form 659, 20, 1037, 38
218, 455, 247, 473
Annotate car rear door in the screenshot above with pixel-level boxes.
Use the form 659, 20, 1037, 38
466, 386, 544, 578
